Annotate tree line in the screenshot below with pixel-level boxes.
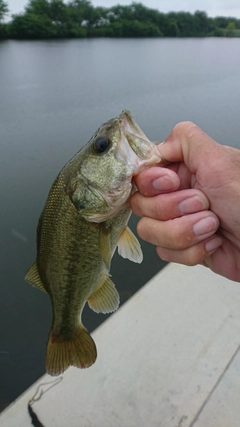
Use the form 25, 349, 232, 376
0, 0, 240, 40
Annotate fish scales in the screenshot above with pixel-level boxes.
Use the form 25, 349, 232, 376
25, 110, 162, 376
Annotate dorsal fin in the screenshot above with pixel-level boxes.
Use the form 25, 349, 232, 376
25, 262, 46, 292
117, 226, 143, 264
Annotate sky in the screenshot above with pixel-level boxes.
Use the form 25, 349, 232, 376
5, 0, 240, 19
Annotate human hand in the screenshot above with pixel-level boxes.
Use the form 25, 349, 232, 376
131, 122, 240, 282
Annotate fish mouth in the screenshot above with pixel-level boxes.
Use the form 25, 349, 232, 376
118, 110, 147, 151
118, 110, 162, 172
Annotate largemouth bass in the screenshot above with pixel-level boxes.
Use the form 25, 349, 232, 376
25, 110, 162, 376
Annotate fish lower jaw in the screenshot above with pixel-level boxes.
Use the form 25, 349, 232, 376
134, 149, 162, 173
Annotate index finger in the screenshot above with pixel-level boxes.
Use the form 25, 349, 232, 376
134, 167, 180, 197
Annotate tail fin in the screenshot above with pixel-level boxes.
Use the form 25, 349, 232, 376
46, 326, 97, 376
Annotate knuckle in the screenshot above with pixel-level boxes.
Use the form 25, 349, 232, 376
156, 247, 169, 262
136, 217, 148, 239
153, 199, 165, 219
130, 193, 139, 212
184, 245, 207, 266
174, 238, 189, 251
173, 121, 197, 137
172, 121, 206, 145
184, 253, 200, 266
171, 222, 193, 250
157, 242, 208, 267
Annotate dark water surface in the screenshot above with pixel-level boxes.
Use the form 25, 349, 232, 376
0, 38, 240, 411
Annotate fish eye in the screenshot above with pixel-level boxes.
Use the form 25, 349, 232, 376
93, 137, 111, 155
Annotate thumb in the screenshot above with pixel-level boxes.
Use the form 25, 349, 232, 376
158, 122, 221, 174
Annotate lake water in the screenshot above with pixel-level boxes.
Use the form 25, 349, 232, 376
0, 37, 240, 412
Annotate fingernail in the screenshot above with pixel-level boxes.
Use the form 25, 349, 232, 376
193, 216, 218, 237
152, 175, 177, 191
205, 236, 222, 252
179, 195, 205, 215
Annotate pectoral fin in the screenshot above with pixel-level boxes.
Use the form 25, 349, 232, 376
117, 226, 143, 263
99, 224, 112, 270
25, 262, 46, 292
88, 276, 120, 314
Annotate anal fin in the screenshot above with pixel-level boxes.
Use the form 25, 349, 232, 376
25, 261, 46, 292
117, 226, 143, 263
88, 276, 120, 314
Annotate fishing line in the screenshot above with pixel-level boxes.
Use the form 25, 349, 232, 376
28, 377, 63, 427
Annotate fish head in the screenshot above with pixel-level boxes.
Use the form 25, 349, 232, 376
68, 110, 162, 222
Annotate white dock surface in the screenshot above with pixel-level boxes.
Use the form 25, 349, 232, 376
1, 263, 240, 427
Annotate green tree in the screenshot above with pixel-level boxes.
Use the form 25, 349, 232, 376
226, 21, 237, 37
11, 13, 55, 38
5, 1, 240, 39
49, 0, 68, 24
66, 21, 87, 37
109, 4, 133, 21
25, 0, 68, 22
226, 21, 236, 30
24, 0, 71, 37
0, 0, 8, 22
194, 11, 210, 35
150, 11, 168, 35
67, 0, 95, 26
0, 0, 9, 39
164, 17, 179, 37
130, 2, 150, 21
214, 16, 231, 29
48, 0, 69, 37
113, 19, 161, 37
102, 20, 123, 37
25, 0, 50, 16
172, 12, 196, 36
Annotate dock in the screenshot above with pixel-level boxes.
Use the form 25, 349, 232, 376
1, 263, 240, 427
